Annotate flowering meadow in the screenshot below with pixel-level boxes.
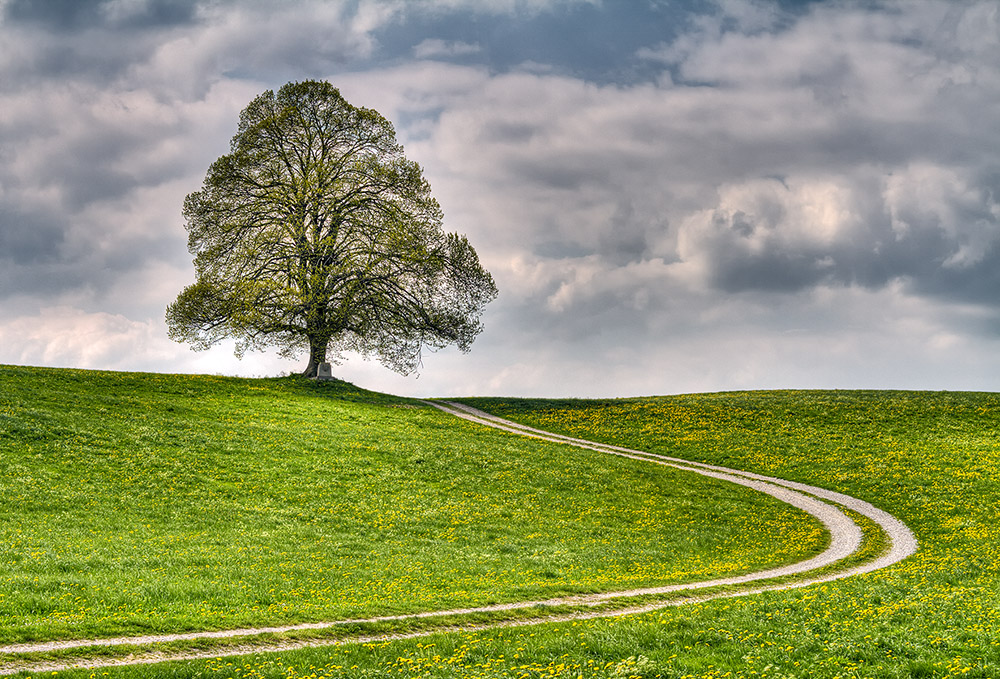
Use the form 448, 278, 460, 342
0, 366, 821, 671
448, 391, 1000, 678
60, 389, 999, 679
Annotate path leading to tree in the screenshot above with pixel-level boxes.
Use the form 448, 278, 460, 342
0, 401, 917, 676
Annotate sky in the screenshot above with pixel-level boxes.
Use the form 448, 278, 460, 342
1, 0, 999, 398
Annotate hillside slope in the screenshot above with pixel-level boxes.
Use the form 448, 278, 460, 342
0, 365, 824, 645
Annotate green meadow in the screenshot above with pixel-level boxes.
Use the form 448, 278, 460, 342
2, 366, 997, 678
0, 366, 819, 655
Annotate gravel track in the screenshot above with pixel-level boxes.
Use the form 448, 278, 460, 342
0, 400, 917, 676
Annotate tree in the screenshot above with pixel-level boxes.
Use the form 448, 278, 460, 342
167, 80, 497, 377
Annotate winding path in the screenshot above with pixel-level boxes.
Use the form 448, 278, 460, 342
0, 401, 917, 676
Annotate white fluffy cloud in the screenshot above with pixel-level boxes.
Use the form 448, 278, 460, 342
0, 307, 175, 371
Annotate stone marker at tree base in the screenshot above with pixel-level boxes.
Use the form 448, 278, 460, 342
315, 363, 333, 380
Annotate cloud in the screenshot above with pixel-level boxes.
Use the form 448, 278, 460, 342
332, 278, 1000, 398
0, 0, 408, 307
413, 39, 481, 59
0, 307, 174, 370
0, 305, 302, 377
2, 0, 999, 396
401, 0, 598, 14
379, 2, 999, 299
675, 168, 999, 295
0, 203, 67, 265
323, 1, 1000, 395
3, 0, 198, 31
0, 77, 260, 303
128, 2, 385, 96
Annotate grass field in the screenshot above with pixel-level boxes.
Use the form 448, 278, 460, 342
25, 387, 994, 679
445, 392, 1000, 678
0, 365, 824, 660
3, 368, 996, 678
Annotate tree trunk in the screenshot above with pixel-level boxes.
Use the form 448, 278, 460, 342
302, 338, 329, 378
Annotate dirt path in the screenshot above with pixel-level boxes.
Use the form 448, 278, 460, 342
0, 401, 917, 676
433, 401, 918, 576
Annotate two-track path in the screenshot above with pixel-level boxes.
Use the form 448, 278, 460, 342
0, 401, 917, 676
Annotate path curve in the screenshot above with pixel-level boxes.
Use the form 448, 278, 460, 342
434, 401, 918, 578
0, 400, 917, 675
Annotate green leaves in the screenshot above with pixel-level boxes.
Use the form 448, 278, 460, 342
167, 79, 496, 376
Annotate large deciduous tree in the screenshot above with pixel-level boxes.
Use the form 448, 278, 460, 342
167, 80, 497, 378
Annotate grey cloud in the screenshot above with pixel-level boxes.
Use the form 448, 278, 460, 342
0, 92, 206, 303
1, 1, 202, 91
511, 158, 610, 192
0, 262, 89, 301
0, 216, 183, 302
41, 157, 142, 212
413, 39, 481, 59
598, 201, 653, 266
916, 256, 1000, 307
4, 0, 197, 30
4, 0, 109, 30
0, 205, 66, 264
481, 121, 539, 144
0, 0, 389, 306
0, 227, 118, 304
2, 29, 155, 89
533, 241, 592, 260
1, 93, 192, 213
2, 2, 378, 94
3, 0, 1000, 397
684, 165, 1000, 305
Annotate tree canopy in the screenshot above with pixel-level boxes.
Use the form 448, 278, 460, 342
166, 80, 497, 377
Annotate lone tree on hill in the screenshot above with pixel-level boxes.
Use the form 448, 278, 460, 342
167, 80, 497, 377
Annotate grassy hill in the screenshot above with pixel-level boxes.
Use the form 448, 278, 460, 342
2, 367, 997, 678
0, 365, 821, 649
